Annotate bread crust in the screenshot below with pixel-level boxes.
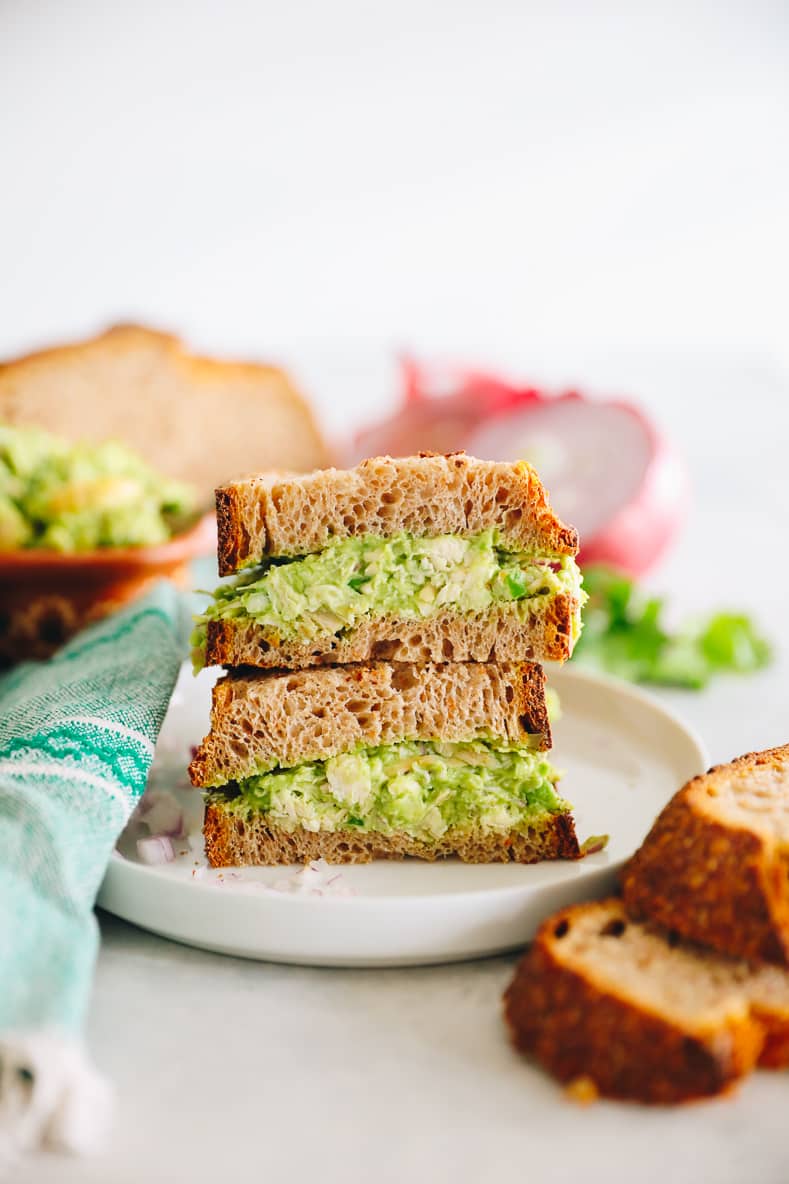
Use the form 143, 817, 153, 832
203, 802, 580, 866
215, 452, 578, 575
189, 660, 551, 788
754, 1005, 789, 1069
204, 595, 580, 670
622, 745, 789, 965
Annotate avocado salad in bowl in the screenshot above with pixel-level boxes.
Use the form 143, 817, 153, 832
0, 424, 214, 665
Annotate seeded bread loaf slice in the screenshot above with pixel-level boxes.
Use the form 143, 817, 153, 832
622, 745, 789, 965
203, 805, 580, 867
204, 594, 580, 670
216, 452, 578, 575
0, 324, 330, 502
190, 659, 550, 788
504, 898, 789, 1104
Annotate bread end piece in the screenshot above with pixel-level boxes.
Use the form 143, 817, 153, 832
622, 745, 789, 966
503, 899, 776, 1104
203, 803, 580, 866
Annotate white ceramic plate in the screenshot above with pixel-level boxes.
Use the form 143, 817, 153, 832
98, 664, 707, 967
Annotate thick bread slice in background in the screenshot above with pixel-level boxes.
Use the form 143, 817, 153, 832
216, 452, 578, 574
203, 804, 579, 866
0, 324, 330, 503
622, 745, 789, 966
205, 595, 580, 670
503, 898, 789, 1104
190, 660, 551, 788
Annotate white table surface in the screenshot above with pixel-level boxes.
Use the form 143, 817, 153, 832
19, 356, 789, 1184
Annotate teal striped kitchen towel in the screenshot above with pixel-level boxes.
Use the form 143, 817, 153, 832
0, 583, 188, 1157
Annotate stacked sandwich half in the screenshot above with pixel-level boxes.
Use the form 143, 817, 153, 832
189, 453, 586, 866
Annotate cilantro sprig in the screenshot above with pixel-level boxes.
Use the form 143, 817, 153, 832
573, 566, 771, 690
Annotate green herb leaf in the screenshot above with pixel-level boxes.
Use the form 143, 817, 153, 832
348, 575, 371, 592
574, 566, 771, 690
580, 834, 609, 855
505, 570, 528, 599
698, 613, 771, 672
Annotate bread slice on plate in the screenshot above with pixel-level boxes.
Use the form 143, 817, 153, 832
622, 745, 789, 965
0, 324, 330, 501
503, 898, 789, 1104
194, 453, 584, 671
215, 452, 578, 573
203, 807, 580, 868
193, 659, 579, 868
202, 600, 579, 672
189, 660, 552, 788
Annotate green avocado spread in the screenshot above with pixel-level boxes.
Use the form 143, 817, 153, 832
192, 529, 584, 665
0, 424, 196, 552
209, 739, 568, 842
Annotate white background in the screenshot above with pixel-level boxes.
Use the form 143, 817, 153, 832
0, 0, 787, 383
5, 4, 789, 1182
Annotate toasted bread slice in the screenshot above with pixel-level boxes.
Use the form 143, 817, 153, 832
504, 898, 789, 1104
190, 660, 550, 788
203, 803, 579, 867
203, 594, 580, 670
0, 325, 330, 502
216, 452, 578, 575
622, 745, 789, 965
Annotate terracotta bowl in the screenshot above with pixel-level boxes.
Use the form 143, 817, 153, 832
0, 511, 217, 666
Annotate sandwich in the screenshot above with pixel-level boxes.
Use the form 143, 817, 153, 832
189, 660, 580, 866
504, 897, 789, 1104
191, 453, 584, 672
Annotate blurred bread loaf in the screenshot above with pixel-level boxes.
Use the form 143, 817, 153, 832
0, 324, 331, 504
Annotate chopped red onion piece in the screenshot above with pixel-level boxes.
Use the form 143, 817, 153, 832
138, 790, 185, 838
270, 858, 356, 897
137, 835, 176, 865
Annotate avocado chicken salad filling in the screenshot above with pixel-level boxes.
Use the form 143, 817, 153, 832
192, 528, 584, 666
208, 739, 568, 842
0, 424, 196, 551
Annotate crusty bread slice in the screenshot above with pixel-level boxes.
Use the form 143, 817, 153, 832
203, 804, 579, 866
190, 660, 550, 788
215, 452, 578, 574
0, 324, 330, 503
503, 898, 789, 1104
622, 745, 789, 965
204, 594, 580, 670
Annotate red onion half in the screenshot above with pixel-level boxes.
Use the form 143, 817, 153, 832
351, 360, 687, 576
